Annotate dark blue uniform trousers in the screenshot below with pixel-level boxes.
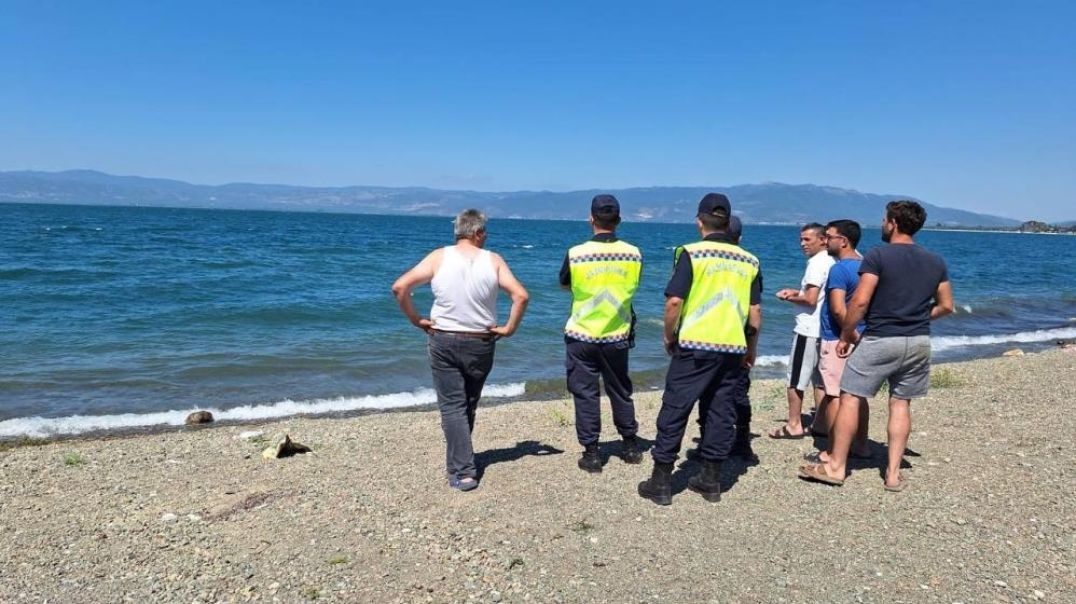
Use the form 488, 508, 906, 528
653, 349, 745, 463
697, 370, 752, 439
565, 339, 639, 446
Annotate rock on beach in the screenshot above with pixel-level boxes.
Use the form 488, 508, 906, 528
184, 410, 214, 425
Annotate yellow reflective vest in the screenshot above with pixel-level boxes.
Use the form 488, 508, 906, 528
564, 239, 642, 343
675, 240, 759, 353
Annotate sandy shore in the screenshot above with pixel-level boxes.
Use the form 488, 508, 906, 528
2, 350, 1074, 603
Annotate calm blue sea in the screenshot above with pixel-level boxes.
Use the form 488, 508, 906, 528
2, 203, 1074, 438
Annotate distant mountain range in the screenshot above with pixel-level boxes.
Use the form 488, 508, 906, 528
0, 169, 1024, 227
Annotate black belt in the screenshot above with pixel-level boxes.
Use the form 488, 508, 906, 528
430, 328, 498, 341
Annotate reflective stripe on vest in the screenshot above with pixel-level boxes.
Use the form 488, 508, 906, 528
676, 241, 759, 353
564, 240, 642, 343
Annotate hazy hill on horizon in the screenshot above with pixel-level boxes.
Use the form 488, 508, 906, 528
0, 169, 1022, 227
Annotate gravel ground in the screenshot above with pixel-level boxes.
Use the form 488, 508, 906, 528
1, 350, 1073, 603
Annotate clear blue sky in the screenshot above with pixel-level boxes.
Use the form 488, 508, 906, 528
3, 1, 1074, 220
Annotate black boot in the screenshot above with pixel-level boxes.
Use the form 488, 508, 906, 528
620, 435, 643, 464
637, 462, 674, 505
729, 427, 759, 463
578, 444, 603, 473
688, 460, 723, 502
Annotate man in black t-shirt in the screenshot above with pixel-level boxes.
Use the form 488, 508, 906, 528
798, 200, 954, 492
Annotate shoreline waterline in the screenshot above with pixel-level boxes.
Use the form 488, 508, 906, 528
3, 340, 1068, 446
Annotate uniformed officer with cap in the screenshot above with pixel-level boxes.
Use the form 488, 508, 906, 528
725, 215, 760, 462
638, 193, 763, 505
559, 194, 643, 473
687, 214, 760, 462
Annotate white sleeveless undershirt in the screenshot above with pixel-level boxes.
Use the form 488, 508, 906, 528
430, 246, 498, 332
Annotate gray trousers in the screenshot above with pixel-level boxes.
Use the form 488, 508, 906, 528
428, 331, 496, 479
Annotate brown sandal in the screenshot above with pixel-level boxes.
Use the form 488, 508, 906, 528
768, 425, 806, 440
797, 463, 845, 486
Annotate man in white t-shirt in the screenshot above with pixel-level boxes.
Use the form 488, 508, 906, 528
769, 223, 834, 439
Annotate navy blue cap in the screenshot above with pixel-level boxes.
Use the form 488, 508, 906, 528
697, 193, 731, 217
728, 215, 743, 241
591, 194, 620, 217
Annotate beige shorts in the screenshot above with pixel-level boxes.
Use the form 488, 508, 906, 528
817, 339, 847, 397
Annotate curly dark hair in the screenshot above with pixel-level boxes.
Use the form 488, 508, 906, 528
886, 200, 927, 235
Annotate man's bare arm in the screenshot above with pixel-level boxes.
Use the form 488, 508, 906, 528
743, 304, 762, 368
837, 273, 878, 357
489, 254, 529, 337
390, 250, 440, 332
931, 281, 954, 320
663, 296, 683, 355
828, 287, 849, 325
776, 285, 820, 307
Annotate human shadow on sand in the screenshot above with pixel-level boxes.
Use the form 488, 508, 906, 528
594, 435, 655, 461
670, 434, 760, 497
475, 440, 564, 479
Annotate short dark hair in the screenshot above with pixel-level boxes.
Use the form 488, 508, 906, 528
592, 214, 621, 230
825, 219, 862, 248
801, 222, 825, 238
886, 200, 927, 235
698, 212, 729, 231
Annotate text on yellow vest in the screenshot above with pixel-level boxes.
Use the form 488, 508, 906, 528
564, 239, 642, 343
675, 240, 759, 353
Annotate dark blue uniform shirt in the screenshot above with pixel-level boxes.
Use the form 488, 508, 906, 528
664, 232, 763, 303
559, 232, 619, 286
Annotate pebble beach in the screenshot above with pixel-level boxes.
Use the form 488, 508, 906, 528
2, 349, 1074, 603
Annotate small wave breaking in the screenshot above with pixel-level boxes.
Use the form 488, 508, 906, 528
931, 326, 1076, 352
754, 355, 789, 367
752, 328, 1075, 363
676, 327, 1076, 367
0, 382, 527, 439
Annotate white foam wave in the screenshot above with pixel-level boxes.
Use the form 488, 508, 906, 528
480, 382, 527, 397
754, 355, 789, 367
743, 327, 1075, 365
0, 382, 527, 439
931, 327, 1076, 352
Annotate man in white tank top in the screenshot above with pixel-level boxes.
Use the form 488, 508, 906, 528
391, 209, 529, 492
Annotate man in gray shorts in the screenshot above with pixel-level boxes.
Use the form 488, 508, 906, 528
799, 200, 953, 491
